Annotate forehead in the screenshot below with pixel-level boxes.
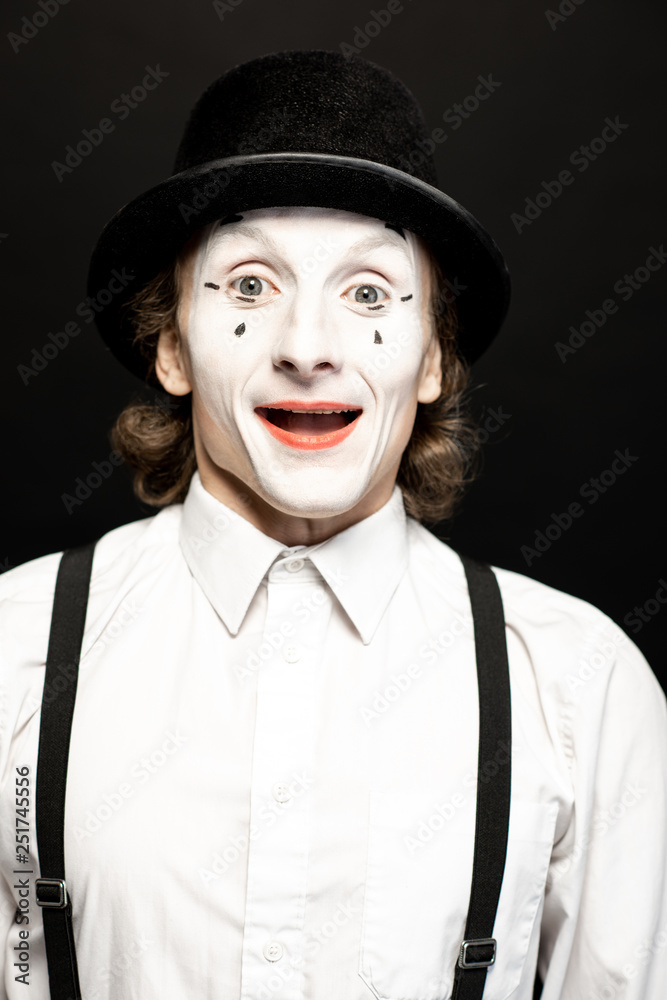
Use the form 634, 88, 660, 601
194, 206, 423, 268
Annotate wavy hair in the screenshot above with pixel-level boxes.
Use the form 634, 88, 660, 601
110, 238, 480, 524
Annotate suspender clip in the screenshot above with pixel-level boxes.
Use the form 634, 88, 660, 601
458, 937, 497, 969
35, 878, 69, 909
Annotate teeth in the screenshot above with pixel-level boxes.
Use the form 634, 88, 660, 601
262, 406, 360, 415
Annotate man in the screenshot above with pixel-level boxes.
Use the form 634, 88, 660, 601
1, 50, 666, 1000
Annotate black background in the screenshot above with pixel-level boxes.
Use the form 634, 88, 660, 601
1, 0, 665, 686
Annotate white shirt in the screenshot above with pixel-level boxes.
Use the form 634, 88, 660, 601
1, 470, 666, 1000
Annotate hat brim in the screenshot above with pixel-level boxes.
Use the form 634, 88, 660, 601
87, 152, 511, 378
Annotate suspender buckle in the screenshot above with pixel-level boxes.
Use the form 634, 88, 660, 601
458, 937, 497, 969
35, 878, 69, 909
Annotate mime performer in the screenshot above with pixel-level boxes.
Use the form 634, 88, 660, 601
1, 50, 666, 1000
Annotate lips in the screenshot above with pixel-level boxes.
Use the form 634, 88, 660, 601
255, 400, 363, 450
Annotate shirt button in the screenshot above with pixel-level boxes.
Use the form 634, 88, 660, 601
272, 782, 292, 803
285, 558, 305, 573
263, 940, 284, 962
283, 644, 301, 663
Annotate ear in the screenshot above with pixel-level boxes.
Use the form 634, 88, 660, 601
417, 332, 442, 404
155, 323, 192, 396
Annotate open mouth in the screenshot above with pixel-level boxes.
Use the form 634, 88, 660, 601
254, 402, 363, 450
256, 407, 361, 435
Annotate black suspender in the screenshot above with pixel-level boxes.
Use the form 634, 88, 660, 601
35, 544, 512, 1000
35, 541, 96, 1000
454, 554, 513, 1000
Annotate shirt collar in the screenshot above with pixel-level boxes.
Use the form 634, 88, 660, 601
178, 470, 409, 645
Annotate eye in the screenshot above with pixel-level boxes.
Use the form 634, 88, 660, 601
344, 284, 389, 308
230, 274, 276, 301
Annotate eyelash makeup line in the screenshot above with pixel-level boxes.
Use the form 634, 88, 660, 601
374, 331, 383, 344
400, 294, 413, 301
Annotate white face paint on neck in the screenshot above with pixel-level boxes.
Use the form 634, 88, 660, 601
178, 206, 440, 520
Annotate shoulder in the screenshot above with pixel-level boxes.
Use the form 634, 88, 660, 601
406, 521, 667, 777
0, 505, 183, 676
405, 517, 658, 695
408, 516, 615, 627
0, 504, 180, 602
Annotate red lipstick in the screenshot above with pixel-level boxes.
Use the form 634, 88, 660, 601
255, 400, 363, 450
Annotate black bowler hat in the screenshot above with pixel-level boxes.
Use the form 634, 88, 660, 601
88, 50, 511, 380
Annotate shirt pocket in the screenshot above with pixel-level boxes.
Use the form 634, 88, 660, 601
358, 788, 559, 1000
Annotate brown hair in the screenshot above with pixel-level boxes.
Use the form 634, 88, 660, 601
110, 238, 479, 524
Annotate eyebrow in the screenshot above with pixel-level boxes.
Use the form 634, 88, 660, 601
340, 233, 412, 268
210, 223, 286, 260
210, 223, 413, 269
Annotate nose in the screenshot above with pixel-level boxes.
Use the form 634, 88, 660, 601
271, 297, 344, 378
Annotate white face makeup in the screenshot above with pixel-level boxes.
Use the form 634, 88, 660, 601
172, 206, 441, 520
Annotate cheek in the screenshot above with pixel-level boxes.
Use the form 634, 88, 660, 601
364, 314, 426, 405
186, 302, 261, 419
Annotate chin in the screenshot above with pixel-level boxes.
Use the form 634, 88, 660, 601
253, 473, 368, 520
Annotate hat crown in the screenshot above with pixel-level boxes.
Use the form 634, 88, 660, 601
174, 50, 438, 187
